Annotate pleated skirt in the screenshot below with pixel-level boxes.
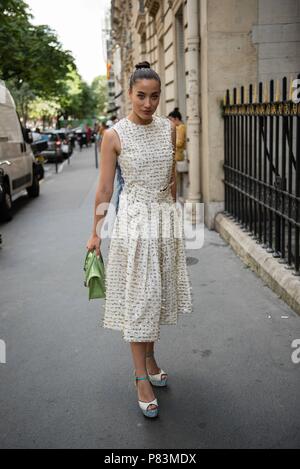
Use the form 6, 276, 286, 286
102, 184, 193, 342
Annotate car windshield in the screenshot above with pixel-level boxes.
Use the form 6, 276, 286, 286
47, 134, 57, 142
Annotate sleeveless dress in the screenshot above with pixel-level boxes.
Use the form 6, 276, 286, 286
102, 114, 193, 342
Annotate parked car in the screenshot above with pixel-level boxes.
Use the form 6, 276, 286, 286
0, 82, 40, 222
39, 129, 73, 162
56, 129, 73, 158
38, 131, 63, 162
30, 131, 49, 156
29, 131, 47, 179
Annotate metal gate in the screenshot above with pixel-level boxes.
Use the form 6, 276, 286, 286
223, 75, 300, 276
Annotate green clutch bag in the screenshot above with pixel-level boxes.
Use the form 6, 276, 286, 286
83, 250, 106, 300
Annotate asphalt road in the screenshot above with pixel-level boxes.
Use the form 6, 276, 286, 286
0, 145, 299, 449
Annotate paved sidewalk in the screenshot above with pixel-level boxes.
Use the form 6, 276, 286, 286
0, 146, 299, 449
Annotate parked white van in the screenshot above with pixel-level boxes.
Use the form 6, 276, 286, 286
0, 81, 40, 222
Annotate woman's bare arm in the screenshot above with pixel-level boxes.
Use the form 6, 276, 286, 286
87, 129, 118, 254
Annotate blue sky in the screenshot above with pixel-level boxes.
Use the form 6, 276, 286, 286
26, 0, 111, 84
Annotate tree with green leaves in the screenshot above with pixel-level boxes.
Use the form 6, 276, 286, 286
0, 1, 75, 91
0, 1, 108, 126
91, 75, 108, 117
0, 0, 76, 123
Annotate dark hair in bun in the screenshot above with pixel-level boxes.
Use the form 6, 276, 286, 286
168, 107, 182, 121
129, 61, 161, 91
135, 61, 151, 70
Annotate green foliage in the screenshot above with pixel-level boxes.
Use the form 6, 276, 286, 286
0, 1, 75, 98
51, 70, 106, 122
91, 76, 108, 116
0, 1, 108, 124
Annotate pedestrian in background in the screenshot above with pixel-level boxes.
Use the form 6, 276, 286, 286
168, 108, 186, 196
167, 107, 186, 162
111, 115, 119, 126
98, 121, 109, 154
86, 124, 92, 147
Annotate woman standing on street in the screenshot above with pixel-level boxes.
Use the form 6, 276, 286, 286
86, 61, 193, 418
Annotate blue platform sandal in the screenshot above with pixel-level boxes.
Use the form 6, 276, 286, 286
146, 352, 168, 387
134, 372, 159, 418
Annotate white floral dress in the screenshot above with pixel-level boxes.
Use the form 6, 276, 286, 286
102, 114, 193, 342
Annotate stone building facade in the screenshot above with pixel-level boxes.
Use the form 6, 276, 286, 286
109, 0, 300, 229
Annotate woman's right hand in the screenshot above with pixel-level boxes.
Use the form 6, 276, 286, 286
86, 234, 101, 257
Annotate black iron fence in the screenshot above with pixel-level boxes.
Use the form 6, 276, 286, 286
223, 75, 300, 276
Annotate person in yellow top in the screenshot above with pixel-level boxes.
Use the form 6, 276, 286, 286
168, 107, 186, 161
168, 108, 186, 196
